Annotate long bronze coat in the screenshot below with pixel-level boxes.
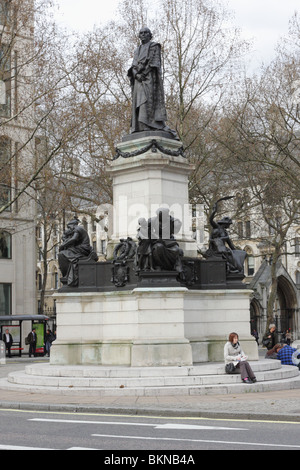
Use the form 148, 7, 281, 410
128, 41, 168, 133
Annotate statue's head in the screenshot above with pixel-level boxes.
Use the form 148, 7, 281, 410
156, 207, 170, 216
139, 27, 153, 44
138, 217, 148, 227
217, 216, 233, 227
67, 215, 80, 230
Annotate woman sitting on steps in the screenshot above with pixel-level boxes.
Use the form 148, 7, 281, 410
224, 332, 257, 384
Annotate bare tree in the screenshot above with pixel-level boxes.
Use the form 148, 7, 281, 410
0, 0, 79, 216
200, 22, 300, 331
58, 0, 248, 214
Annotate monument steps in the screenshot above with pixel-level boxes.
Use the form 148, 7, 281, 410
23, 360, 281, 378
2, 360, 300, 396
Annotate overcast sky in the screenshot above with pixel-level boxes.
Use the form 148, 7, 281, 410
53, 0, 299, 69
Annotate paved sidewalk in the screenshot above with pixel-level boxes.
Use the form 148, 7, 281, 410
0, 357, 300, 421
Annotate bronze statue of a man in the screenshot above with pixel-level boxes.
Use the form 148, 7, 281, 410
136, 208, 183, 272
128, 27, 177, 138
58, 216, 98, 287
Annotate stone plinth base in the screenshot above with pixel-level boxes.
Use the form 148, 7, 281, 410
51, 287, 193, 367
131, 338, 192, 367
51, 287, 258, 366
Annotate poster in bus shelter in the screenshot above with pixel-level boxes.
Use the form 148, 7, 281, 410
34, 323, 45, 352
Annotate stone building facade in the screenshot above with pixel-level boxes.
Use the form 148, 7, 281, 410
0, 1, 36, 326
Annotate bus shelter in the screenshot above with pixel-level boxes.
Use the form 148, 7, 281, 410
0, 315, 50, 357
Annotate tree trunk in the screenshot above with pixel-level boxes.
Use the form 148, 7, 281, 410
265, 250, 280, 335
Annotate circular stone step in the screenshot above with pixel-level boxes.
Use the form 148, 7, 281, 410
2, 361, 299, 397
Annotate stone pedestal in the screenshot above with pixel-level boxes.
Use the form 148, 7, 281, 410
51, 287, 193, 367
51, 287, 258, 367
106, 134, 197, 258
51, 132, 258, 371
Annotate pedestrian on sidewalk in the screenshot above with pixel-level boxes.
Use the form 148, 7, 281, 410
3, 329, 13, 358
285, 330, 292, 346
27, 328, 37, 358
224, 332, 257, 384
45, 329, 55, 357
262, 324, 277, 350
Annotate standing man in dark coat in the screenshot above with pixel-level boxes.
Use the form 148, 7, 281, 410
128, 27, 177, 138
262, 324, 277, 350
3, 329, 13, 358
28, 328, 37, 357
